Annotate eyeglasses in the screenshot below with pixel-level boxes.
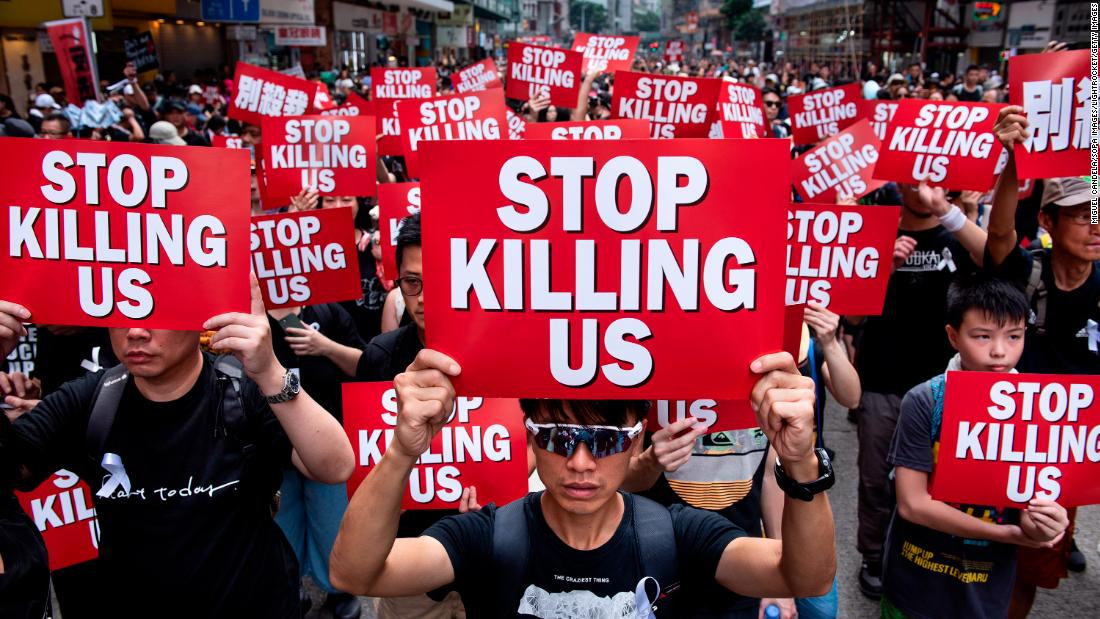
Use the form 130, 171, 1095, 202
763, 100, 781, 107
525, 419, 644, 459
396, 275, 422, 297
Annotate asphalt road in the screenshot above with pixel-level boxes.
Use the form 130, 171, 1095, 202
308, 398, 1100, 618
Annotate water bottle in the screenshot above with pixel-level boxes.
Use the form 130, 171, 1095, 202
764, 603, 781, 619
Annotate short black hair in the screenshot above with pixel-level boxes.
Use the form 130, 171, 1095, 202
42, 112, 71, 133
519, 399, 648, 427
395, 211, 421, 273
761, 87, 782, 99
946, 275, 1029, 330
966, 65, 981, 73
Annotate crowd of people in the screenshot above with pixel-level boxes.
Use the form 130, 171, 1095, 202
0, 38, 1094, 619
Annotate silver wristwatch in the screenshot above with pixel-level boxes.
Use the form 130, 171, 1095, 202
265, 369, 301, 404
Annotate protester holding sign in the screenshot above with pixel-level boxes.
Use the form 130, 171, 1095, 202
397, 90, 507, 178
984, 104, 1100, 615
506, 43, 583, 108
0, 276, 354, 617
331, 348, 836, 617
787, 84, 861, 145
611, 71, 721, 138
882, 276, 1068, 618
261, 115, 376, 199
850, 179, 988, 599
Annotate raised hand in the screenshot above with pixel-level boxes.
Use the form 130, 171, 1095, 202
391, 349, 461, 461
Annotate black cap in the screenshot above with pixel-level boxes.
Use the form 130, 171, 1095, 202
0, 118, 35, 138
162, 98, 187, 113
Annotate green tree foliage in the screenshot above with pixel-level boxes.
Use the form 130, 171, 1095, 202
720, 0, 753, 30
570, 0, 608, 32
634, 9, 660, 32
735, 9, 766, 41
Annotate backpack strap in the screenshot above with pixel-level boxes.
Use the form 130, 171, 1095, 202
632, 494, 677, 593
1026, 250, 1047, 336
491, 494, 532, 617
85, 364, 130, 463
929, 374, 947, 442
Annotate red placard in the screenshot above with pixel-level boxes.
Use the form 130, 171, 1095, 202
506, 109, 527, 139
250, 208, 362, 309
859, 100, 899, 141
571, 33, 639, 74
664, 40, 685, 64
783, 303, 807, 361
46, 18, 100, 105
229, 62, 319, 127
716, 81, 769, 138
211, 134, 245, 149
930, 371, 1100, 508
647, 399, 758, 433
378, 182, 421, 278
0, 139, 250, 329
261, 115, 376, 199
506, 43, 584, 108
874, 100, 1004, 191
611, 71, 721, 138
341, 382, 528, 510
419, 138, 789, 399
397, 90, 508, 178
787, 83, 861, 145
1010, 50, 1091, 179
524, 119, 652, 140
792, 119, 884, 203
313, 82, 336, 111
453, 59, 504, 94
786, 203, 900, 315
321, 91, 373, 117
371, 67, 438, 156
16, 470, 99, 570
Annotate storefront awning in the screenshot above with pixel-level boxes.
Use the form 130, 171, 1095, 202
394, 0, 455, 13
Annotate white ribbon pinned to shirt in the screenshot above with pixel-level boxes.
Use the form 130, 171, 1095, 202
80, 347, 102, 373
1088, 319, 1100, 353
634, 576, 659, 619
96, 453, 131, 498
936, 247, 957, 273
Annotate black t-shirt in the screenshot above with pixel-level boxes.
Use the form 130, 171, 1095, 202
340, 247, 389, 344
181, 128, 210, 146
33, 327, 119, 395
5, 326, 37, 375
425, 491, 745, 618
10, 354, 298, 618
953, 85, 984, 102
640, 428, 767, 616
268, 303, 366, 421
990, 247, 1100, 374
857, 225, 969, 395
883, 378, 1017, 618
355, 322, 422, 382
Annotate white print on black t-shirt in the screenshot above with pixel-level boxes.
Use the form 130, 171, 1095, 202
896, 247, 956, 273
517, 584, 635, 618
99, 475, 240, 502
5, 326, 36, 374
553, 574, 611, 584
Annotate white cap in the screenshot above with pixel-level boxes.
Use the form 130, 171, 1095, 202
148, 121, 186, 146
188, 84, 203, 95
35, 93, 60, 109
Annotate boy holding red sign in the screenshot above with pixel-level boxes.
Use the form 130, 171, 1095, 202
882, 276, 1068, 619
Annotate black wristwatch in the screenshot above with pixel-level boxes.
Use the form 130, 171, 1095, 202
265, 369, 301, 404
773, 448, 835, 501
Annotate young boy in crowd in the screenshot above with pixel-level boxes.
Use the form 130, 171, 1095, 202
881, 276, 1069, 618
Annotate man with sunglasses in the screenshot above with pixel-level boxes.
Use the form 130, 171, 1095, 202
331, 349, 837, 617
762, 88, 790, 139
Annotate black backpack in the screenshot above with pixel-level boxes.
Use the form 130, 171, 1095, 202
489, 492, 678, 617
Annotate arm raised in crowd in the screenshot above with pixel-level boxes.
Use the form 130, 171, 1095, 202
622, 417, 706, 492
986, 105, 1029, 268
918, 181, 987, 266
204, 276, 354, 484
330, 349, 460, 596
571, 70, 600, 122
0, 301, 30, 359
715, 353, 836, 599
805, 303, 861, 409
